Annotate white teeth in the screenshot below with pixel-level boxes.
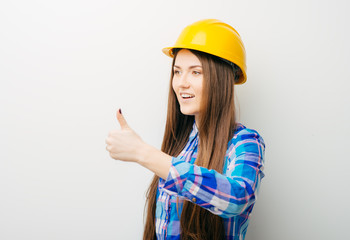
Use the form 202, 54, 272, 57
181, 93, 194, 98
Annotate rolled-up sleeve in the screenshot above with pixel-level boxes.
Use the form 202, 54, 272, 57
161, 128, 265, 218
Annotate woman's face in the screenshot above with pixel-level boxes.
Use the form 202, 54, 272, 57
172, 49, 204, 120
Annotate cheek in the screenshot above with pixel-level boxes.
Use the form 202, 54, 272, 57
195, 81, 204, 98
172, 78, 177, 92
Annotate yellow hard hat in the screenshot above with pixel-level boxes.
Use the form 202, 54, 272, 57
162, 19, 247, 84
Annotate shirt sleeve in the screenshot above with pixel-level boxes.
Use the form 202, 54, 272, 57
161, 128, 265, 218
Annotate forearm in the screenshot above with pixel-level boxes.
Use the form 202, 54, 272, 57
137, 144, 172, 180
161, 158, 263, 218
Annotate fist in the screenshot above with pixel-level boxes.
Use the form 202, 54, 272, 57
105, 109, 145, 162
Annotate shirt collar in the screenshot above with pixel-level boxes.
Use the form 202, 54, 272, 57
188, 120, 199, 142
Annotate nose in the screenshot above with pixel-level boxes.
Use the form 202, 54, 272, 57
177, 72, 190, 88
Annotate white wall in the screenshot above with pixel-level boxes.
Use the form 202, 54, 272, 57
1, 0, 349, 239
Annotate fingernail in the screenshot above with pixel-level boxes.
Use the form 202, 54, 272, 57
119, 108, 122, 114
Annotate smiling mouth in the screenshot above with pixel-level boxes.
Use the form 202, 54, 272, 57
180, 93, 195, 99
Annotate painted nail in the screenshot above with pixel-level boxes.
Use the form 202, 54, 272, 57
119, 108, 122, 114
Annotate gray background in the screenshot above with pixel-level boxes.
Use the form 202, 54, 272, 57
1, 0, 349, 239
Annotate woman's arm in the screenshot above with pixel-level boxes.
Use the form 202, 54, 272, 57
161, 128, 265, 218
138, 144, 172, 180
106, 110, 265, 218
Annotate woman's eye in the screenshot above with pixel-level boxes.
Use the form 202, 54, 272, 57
174, 70, 181, 75
193, 71, 201, 75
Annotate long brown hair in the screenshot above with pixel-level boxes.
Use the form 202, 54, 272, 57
143, 48, 240, 240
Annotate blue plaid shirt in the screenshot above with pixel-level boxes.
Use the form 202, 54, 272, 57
155, 122, 265, 240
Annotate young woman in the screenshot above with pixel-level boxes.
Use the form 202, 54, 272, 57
106, 19, 265, 240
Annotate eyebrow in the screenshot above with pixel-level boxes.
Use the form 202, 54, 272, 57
173, 65, 202, 69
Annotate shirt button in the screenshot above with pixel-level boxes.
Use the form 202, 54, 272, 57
192, 197, 196, 203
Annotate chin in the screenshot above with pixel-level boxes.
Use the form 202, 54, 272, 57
179, 107, 197, 116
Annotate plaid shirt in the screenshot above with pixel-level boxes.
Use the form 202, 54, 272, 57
155, 122, 265, 240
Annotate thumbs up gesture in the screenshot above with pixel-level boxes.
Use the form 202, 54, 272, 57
105, 109, 145, 163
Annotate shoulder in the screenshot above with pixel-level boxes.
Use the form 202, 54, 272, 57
224, 123, 265, 174
228, 123, 265, 154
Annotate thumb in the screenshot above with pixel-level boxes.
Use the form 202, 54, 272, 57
116, 108, 130, 130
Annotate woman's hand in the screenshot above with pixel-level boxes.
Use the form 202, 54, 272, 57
105, 109, 146, 163
105, 109, 172, 180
